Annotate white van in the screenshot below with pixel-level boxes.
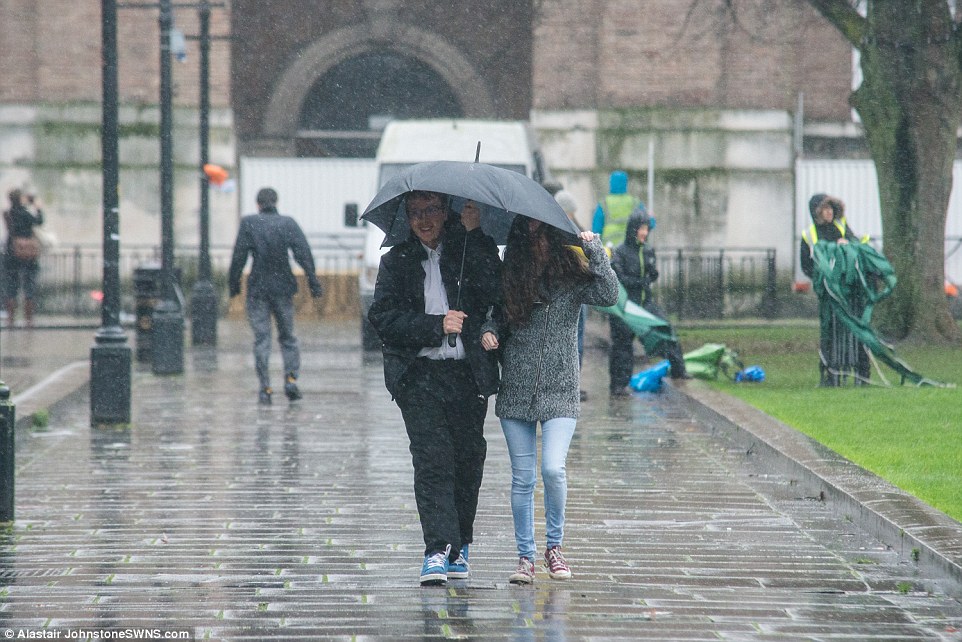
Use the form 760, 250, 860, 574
358, 119, 549, 349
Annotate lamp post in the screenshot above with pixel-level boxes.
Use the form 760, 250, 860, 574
151, 0, 186, 374
189, 0, 218, 346
91, 0, 132, 425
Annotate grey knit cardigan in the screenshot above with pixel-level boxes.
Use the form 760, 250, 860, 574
483, 237, 618, 421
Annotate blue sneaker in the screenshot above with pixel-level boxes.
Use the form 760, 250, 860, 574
419, 544, 450, 586
447, 544, 470, 579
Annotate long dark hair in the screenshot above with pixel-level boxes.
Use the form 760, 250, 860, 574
502, 216, 591, 327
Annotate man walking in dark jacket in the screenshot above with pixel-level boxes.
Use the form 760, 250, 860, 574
368, 191, 501, 586
228, 187, 323, 404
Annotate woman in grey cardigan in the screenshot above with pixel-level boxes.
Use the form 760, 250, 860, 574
481, 215, 618, 584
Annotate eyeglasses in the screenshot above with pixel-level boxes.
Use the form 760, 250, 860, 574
407, 204, 445, 219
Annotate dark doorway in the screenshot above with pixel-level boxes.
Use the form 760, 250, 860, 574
297, 51, 464, 157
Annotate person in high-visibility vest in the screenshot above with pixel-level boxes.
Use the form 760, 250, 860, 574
592, 170, 642, 248
800, 193, 870, 385
800, 193, 863, 278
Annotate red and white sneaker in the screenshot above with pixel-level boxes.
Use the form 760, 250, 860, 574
544, 546, 572, 579
508, 557, 535, 585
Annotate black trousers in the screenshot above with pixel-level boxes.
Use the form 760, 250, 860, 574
395, 358, 488, 558
818, 305, 871, 386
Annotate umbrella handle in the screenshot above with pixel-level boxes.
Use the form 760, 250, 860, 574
447, 226, 468, 350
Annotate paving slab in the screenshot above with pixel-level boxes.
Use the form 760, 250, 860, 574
0, 318, 959, 640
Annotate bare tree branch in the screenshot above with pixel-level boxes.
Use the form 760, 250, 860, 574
806, 0, 866, 47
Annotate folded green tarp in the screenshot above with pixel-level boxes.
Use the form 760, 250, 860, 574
682, 343, 744, 380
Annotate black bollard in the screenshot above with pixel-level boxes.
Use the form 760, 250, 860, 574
91, 330, 132, 425
151, 298, 184, 375
0, 381, 14, 523
189, 280, 218, 346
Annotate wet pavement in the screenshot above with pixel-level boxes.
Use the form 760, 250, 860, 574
0, 318, 960, 640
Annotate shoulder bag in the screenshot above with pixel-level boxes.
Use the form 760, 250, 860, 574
12, 235, 41, 261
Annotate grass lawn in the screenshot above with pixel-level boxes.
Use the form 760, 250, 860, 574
677, 323, 962, 524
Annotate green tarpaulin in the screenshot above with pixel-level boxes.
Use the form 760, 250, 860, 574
682, 343, 743, 381
594, 282, 677, 356
811, 241, 946, 387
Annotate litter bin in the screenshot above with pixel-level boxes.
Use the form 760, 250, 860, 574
134, 264, 184, 365
133, 265, 162, 363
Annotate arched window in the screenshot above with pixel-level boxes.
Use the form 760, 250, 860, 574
297, 51, 463, 157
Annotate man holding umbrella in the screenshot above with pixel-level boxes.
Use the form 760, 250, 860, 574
368, 191, 501, 586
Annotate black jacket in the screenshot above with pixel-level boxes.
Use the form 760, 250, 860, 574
368, 221, 501, 399
610, 213, 658, 305
228, 208, 322, 299
3, 203, 44, 267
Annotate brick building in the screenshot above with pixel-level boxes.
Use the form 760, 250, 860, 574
0, 0, 856, 271
0, 0, 234, 250
528, 0, 856, 270
230, 0, 533, 158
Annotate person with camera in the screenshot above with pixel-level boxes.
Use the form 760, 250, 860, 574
3, 189, 45, 328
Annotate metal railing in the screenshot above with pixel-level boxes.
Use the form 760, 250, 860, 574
8, 243, 791, 321
12, 238, 363, 318
651, 247, 779, 320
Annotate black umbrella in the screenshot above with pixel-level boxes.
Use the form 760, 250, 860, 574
360, 160, 580, 246
361, 159, 581, 347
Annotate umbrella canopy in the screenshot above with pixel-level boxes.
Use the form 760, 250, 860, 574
361, 161, 581, 246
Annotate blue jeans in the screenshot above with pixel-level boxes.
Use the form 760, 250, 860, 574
4, 254, 39, 300
500, 417, 577, 560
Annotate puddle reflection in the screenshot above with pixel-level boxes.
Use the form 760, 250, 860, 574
420, 590, 477, 639
512, 587, 570, 641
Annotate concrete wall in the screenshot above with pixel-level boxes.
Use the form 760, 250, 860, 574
533, 107, 796, 270
0, 103, 238, 251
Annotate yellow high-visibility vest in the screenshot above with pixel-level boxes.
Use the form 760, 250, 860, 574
802, 217, 869, 246
600, 194, 639, 246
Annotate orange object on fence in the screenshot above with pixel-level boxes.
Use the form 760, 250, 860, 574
203, 164, 229, 186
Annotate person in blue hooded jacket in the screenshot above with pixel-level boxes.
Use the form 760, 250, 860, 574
592, 170, 642, 248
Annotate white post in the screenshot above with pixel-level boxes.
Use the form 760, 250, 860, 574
647, 138, 655, 212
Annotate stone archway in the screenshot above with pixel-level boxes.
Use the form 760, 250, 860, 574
261, 22, 496, 155
297, 50, 464, 157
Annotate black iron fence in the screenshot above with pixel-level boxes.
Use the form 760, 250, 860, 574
650, 247, 780, 320
11, 242, 782, 321
9, 241, 363, 319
